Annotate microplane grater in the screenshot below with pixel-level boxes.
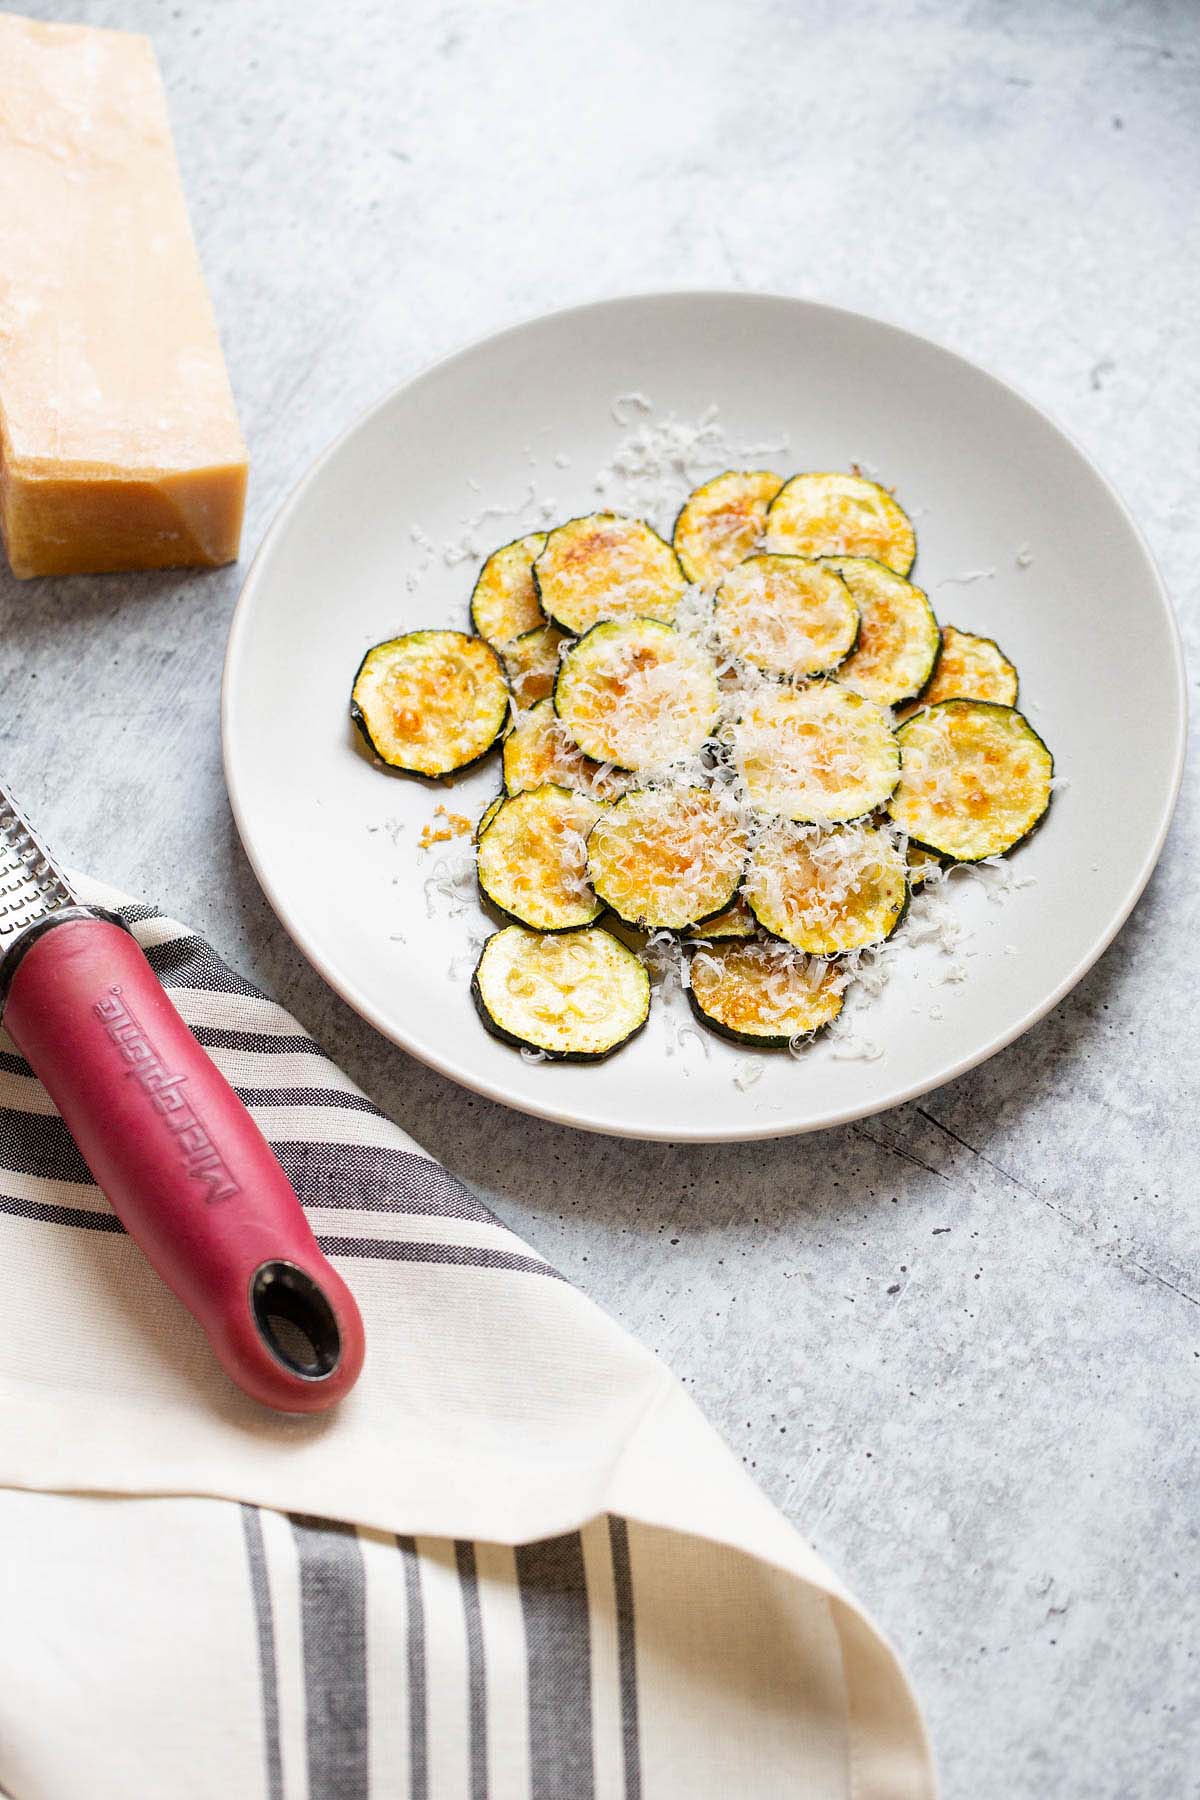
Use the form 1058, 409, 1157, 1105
0, 784, 78, 944
0, 779, 365, 1412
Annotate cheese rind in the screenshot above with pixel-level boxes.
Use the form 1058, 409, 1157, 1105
0, 13, 248, 579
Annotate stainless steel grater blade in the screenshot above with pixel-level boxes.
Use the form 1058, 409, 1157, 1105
0, 784, 78, 946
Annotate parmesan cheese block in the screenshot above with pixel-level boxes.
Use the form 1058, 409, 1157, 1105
0, 14, 248, 579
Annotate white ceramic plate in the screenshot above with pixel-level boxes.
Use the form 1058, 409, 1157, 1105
222, 293, 1184, 1142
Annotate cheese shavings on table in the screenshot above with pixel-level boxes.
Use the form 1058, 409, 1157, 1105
0, 13, 248, 579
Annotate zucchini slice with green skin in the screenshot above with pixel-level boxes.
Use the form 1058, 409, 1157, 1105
586, 787, 749, 931
685, 896, 757, 941
476, 784, 605, 931
732, 683, 899, 822
534, 513, 687, 635
502, 623, 570, 708
502, 698, 633, 800
745, 821, 908, 955
822, 556, 940, 706
903, 623, 1019, 715
687, 940, 844, 1047
475, 792, 506, 842
673, 470, 784, 588
554, 618, 720, 773
351, 630, 509, 777
714, 554, 859, 679
473, 924, 650, 1060
887, 700, 1053, 861
766, 473, 916, 576
469, 532, 549, 647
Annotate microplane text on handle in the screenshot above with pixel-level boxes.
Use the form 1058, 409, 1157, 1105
0, 783, 365, 1413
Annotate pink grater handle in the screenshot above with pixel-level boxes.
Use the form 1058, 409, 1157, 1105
4, 914, 365, 1412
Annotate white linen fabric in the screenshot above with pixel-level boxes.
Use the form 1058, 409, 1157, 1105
0, 883, 935, 1799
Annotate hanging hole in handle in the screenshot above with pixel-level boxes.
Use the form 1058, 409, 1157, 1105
250, 1261, 342, 1379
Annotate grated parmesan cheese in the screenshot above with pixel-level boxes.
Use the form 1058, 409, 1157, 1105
425, 848, 476, 920
937, 568, 996, 587
408, 396, 1041, 1081
418, 804, 472, 850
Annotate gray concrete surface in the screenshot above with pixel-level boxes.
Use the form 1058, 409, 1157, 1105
2, 2, 1197, 1793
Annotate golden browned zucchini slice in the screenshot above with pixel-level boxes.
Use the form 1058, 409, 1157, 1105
476, 785, 605, 931
586, 788, 749, 930
534, 513, 686, 634
673, 470, 784, 587
554, 619, 720, 772
501, 623, 570, 708
685, 896, 757, 941
351, 630, 509, 777
469, 531, 549, 646
766, 472, 916, 575
888, 700, 1053, 861
688, 940, 844, 1046
714, 554, 859, 679
502, 698, 633, 799
745, 821, 908, 955
823, 556, 940, 706
905, 623, 1019, 714
473, 925, 650, 1059
732, 683, 899, 822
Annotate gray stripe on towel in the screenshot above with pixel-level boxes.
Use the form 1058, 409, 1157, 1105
289, 1514, 370, 1800
516, 1533, 594, 1800
239, 1506, 284, 1800
456, 1541, 489, 1800
397, 1536, 429, 1800
609, 1517, 642, 1800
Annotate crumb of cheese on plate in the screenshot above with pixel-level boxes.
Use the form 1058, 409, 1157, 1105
419, 805, 473, 850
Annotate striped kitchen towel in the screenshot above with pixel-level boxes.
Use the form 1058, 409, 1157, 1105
0, 883, 935, 1800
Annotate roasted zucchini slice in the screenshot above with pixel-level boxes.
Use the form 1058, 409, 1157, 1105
822, 557, 940, 706
502, 623, 570, 708
673, 470, 784, 588
586, 788, 749, 931
534, 514, 687, 634
476, 785, 605, 931
732, 683, 899, 822
888, 700, 1053, 861
554, 619, 720, 772
714, 554, 859, 679
766, 472, 916, 576
469, 532, 549, 647
351, 630, 509, 777
475, 792, 505, 842
908, 624, 1019, 712
688, 940, 844, 1047
685, 896, 757, 941
745, 821, 908, 955
502, 698, 633, 800
473, 924, 650, 1060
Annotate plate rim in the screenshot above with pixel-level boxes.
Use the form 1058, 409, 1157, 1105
221, 288, 1187, 1142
